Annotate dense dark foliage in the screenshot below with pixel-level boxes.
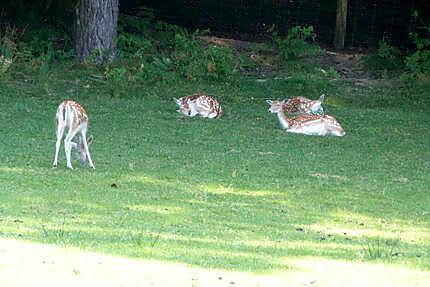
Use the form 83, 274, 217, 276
121, 0, 430, 47
2, 0, 429, 47
0, 0, 429, 79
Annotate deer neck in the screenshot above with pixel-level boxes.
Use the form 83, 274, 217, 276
276, 111, 291, 129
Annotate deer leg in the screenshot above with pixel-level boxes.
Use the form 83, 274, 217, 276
64, 126, 80, 169
207, 112, 217, 118
80, 131, 95, 169
53, 121, 65, 168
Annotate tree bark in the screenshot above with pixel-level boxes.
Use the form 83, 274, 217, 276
75, 0, 118, 62
334, 0, 348, 50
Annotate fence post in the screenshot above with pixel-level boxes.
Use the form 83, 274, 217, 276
334, 0, 348, 50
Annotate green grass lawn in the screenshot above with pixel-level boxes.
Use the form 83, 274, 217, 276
0, 61, 429, 274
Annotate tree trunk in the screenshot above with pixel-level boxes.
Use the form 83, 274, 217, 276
75, 0, 118, 62
334, 0, 348, 50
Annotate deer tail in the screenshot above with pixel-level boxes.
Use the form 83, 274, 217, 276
62, 106, 66, 121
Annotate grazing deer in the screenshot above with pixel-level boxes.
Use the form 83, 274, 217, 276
266, 99, 345, 137
281, 94, 326, 115
174, 93, 223, 119
53, 100, 95, 169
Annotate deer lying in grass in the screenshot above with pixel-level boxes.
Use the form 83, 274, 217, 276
266, 99, 345, 137
53, 100, 95, 169
281, 94, 326, 115
174, 93, 223, 119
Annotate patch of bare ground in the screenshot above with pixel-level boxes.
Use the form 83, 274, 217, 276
313, 49, 393, 86
199, 36, 254, 52
199, 36, 276, 76
200, 36, 392, 86
1, 238, 429, 287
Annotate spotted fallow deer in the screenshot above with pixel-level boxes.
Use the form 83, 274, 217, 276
174, 93, 223, 119
53, 100, 95, 169
266, 99, 345, 137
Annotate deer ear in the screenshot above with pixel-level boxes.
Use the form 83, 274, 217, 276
173, 98, 181, 105
87, 136, 93, 145
265, 100, 272, 105
319, 94, 326, 102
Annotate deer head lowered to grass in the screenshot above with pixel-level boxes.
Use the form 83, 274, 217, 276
266, 99, 346, 137
52, 100, 95, 169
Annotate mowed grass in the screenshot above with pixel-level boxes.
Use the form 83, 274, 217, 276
0, 62, 429, 273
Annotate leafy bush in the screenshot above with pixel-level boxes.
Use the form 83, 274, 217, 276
171, 32, 235, 81
152, 21, 188, 52
117, 9, 157, 60
270, 25, 321, 63
0, 28, 18, 58
0, 55, 13, 78
405, 31, 430, 77
104, 65, 132, 97
14, 26, 73, 63
406, 50, 430, 77
0, 24, 21, 78
120, 28, 235, 82
118, 14, 236, 82
205, 45, 235, 81
117, 33, 154, 58
364, 39, 405, 76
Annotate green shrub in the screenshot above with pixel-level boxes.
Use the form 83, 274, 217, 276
117, 33, 154, 58
137, 57, 173, 82
405, 31, 430, 77
0, 55, 13, 79
117, 17, 236, 82
270, 25, 321, 63
406, 50, 430, 77
15, 26, 72, 63
117, 10, 157, 59
152, 21, 188, 51
364, 39, 405, 76
205, 45, 235, 81
0, 25, 20, 78
170, 31, 235, 81
0, 29, 18, 59
104, 65, 131, 97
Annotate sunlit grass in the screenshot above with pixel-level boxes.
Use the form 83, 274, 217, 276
309, 211, 430, 243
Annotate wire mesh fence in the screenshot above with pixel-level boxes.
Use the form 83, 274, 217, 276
122, 0, 430, 48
